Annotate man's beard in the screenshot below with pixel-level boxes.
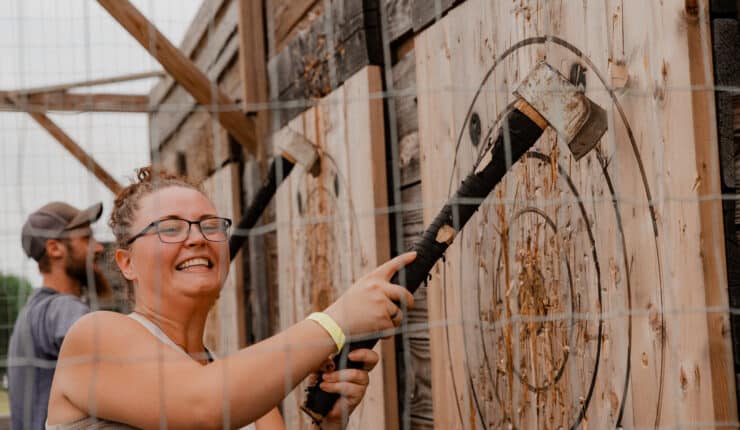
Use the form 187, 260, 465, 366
63, 252, 88, 286
64, 252, 112, 299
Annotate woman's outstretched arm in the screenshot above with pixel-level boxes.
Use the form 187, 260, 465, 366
50, 252, 415, 429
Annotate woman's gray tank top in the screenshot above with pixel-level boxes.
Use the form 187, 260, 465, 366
46, 313, 256, 430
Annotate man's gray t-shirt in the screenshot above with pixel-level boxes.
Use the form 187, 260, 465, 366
8, 287, 90, 430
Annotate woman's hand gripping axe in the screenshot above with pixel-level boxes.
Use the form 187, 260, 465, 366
301, 61, 609, 422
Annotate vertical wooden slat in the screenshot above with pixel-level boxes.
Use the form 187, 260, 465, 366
237, 0, 270, 155
686, 1, 738, 426
236, 0, 275, 342
202, 164, 247, 354
275, 66, 396, 430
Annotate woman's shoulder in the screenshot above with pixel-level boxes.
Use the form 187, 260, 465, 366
66, 311, 137, 337
61, 311, 160, 356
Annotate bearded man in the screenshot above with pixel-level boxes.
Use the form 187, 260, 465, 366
8, 201, 110, 430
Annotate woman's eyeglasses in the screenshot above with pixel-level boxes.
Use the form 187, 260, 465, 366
126, 217, 232, 245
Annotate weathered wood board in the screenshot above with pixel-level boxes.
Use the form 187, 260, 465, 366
267, 0, 383, 127
391, 47, 435, 427
267, 0, 322, 53
202, 163, 247, 355
275, 66, 397, 429
415, 0, 736, 428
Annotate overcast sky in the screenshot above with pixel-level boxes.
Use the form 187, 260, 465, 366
0, 0, 201, 286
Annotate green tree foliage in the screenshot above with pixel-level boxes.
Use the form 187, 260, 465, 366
0, 273, 33, 375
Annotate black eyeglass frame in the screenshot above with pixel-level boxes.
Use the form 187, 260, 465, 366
125, 216, 232, 246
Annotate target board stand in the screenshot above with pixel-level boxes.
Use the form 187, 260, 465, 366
415, 1, 736, 428
274, 66, 397, 430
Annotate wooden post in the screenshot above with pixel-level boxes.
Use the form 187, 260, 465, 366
236, 0, 274, 343
26, 111, 122, 194
97, 0, 257, 157
686, 1, 738, 426
237, 0, 270, 159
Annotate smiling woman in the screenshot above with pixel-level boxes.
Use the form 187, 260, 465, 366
111, 168, 232, 313
45, 167, 416, 430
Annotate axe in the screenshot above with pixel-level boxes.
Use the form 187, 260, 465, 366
228, 129, 319, 259
302, 61, 609, 422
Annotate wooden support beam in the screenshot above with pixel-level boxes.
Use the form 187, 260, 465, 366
0, 92, 149, 113
149, 0, 227, 108
10, 71, 164, 95
97, 0, 257, 157
26, 110, 122, 194
4, 86, 122, 193
149, 0, 241, 150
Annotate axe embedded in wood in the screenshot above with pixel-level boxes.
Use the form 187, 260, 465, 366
302, 61, 609, 422
228, 129, 319, 259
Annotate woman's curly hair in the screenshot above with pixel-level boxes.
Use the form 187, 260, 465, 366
109, 166, 201, 248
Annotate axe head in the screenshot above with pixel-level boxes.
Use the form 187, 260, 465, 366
277, 129, 321, 176
514, 61, 608, 160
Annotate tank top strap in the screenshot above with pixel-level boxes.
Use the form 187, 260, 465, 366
127, 313, 213, 362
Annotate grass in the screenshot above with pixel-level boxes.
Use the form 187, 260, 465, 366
0, 389, 8, 415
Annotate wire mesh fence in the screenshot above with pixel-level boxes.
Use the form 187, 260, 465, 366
1, 0, 739, 429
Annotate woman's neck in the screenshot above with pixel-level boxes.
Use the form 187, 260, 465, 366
133, 300, 213, 363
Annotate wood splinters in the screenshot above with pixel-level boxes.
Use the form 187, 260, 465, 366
436, 224, 457, 244
610, 62, 629, 89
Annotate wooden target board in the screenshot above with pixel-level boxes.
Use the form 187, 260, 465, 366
275, 66, 397, 430
415, 1, 735, 428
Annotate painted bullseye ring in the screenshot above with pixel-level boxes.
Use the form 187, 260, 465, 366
500, 205, 578, 393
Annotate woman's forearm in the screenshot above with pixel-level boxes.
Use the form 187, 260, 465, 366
254, 406, 285, 430
199, 319, 336, 426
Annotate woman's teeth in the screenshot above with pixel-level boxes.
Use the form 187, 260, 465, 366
176, 257, 211, 270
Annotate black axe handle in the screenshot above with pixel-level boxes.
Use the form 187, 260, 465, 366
228, 155, 295, 259
302, 106, 547, 422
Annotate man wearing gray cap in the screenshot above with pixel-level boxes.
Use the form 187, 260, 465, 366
8, 201, 107, 430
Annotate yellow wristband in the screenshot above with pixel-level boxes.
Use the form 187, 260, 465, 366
307, 312, 345, 353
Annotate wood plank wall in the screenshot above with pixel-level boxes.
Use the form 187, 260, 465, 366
147, 1, 739, 429
264, 1, 450, 427
148, 0, 460, 428
384, 2, 461, 427
274, 65, 397, 430
268, 0, 324, 54
267, 0, 384, 126
415, 0, 735, 428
